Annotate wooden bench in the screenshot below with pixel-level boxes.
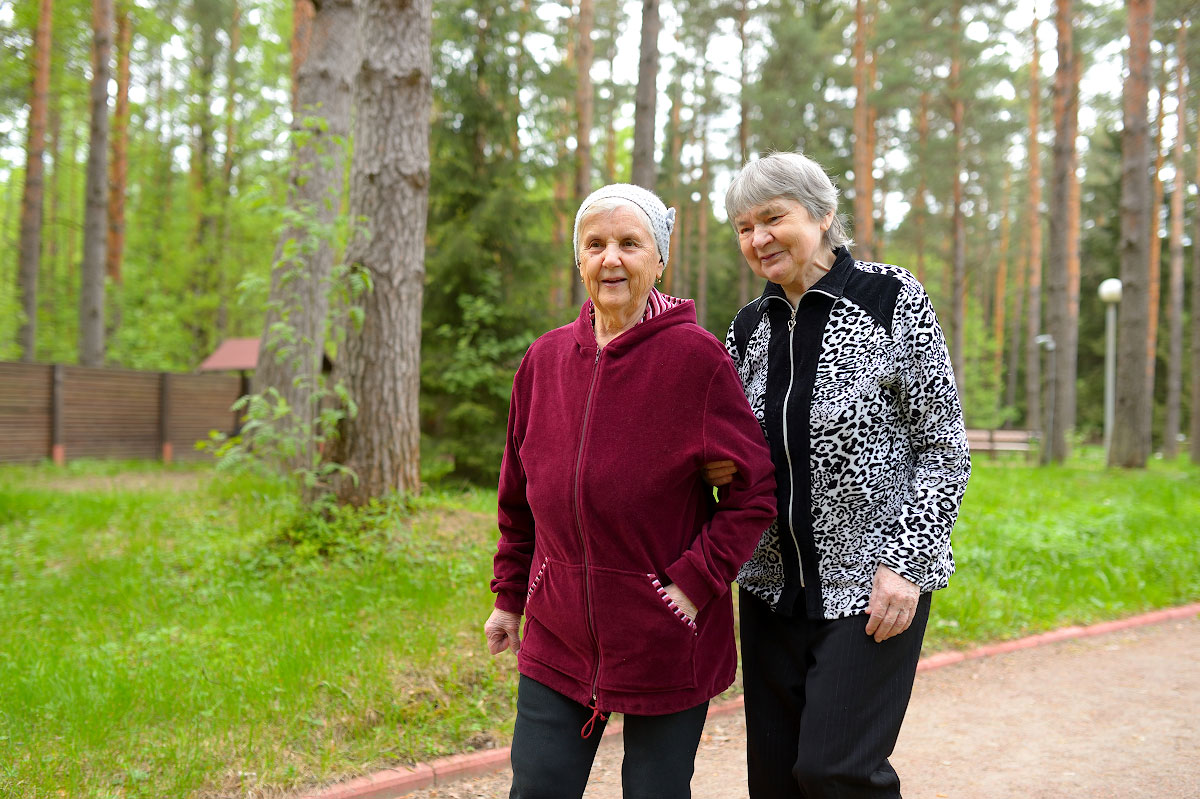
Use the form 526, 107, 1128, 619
966, 428, 1036, 457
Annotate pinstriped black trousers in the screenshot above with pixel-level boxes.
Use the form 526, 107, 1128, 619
739, 588, 932, 799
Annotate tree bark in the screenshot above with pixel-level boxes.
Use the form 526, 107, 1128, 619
1110, 0, 1156, 468
1191, 66, 1200, 464
914, 91, 929, 285
949, 2, 966, 391
256, 0, 359, 486
1044, 0, 1079, 463
291, 0, 315, 113
852, 0, 875, 263
1147, 63, 1165, 419
630, 0, 659, 190
18, 0, 53, 361
736, 0, 751, 306
331, 0, 432, 503
572, 0, 595, 306
993, 165, 1012, 405
106, 0, 131, 285
1025, 16, 1044, 433
1163, 23, 1186, 458
79, 0, 113, 367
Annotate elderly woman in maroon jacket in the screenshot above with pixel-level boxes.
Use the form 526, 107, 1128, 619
484, 183, 777, 799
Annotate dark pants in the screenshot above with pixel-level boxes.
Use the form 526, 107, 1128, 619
508, 675, 710, 799
740, 587, 931, 799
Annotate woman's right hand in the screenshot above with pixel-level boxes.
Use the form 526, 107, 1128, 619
484, 608, 523, 655
703, 460, 738, 487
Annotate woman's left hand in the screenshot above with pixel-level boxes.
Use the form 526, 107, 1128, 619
864, 565, 919, 643
662, 583, 699, 622
484, 608, 523, 655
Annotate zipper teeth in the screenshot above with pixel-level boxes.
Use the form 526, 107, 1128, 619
780, 302, 805, 588
573, 347, 603, 701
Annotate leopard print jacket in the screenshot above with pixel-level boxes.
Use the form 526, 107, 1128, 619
725, 247, 970, 620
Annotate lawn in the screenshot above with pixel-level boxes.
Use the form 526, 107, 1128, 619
1, 454, 1197, 798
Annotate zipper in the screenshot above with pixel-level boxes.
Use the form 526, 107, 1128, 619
766, 295, 806, 589
573, 346, 604, 711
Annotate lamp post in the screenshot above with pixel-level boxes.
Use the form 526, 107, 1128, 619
1098, 278, 1123, 460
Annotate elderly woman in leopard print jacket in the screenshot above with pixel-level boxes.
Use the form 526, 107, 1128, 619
706, 152, 970, 799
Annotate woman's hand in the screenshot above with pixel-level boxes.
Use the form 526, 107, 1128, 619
662, 583, 699, 622
484, 608, 523, 655
702, 460, 738, 487
864, 565, 919, 643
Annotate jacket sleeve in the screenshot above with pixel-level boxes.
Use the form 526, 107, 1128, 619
664, 355, 777, 613
491, 362, 536, 615
879, 281, 971, 590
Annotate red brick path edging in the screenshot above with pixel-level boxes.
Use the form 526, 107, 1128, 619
303, 602, 1200, 799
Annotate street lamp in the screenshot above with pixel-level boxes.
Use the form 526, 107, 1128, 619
1098, 278, 1123, 459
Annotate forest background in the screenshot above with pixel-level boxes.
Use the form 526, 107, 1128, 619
1, 0, 1199, 487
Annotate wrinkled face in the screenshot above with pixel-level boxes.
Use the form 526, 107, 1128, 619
733, 198, 833, 293
577, 206, 663, 322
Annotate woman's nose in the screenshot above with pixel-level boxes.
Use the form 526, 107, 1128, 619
602, 243, 621, 265
751, 226, 771, 249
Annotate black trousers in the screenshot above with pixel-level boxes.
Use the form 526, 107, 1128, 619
508, 675, 710, 799
740, 587, 931, 799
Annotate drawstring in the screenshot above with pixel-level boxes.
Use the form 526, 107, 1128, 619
580, 698, 608, 738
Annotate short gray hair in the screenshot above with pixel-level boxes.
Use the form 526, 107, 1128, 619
725, 152, 853, 250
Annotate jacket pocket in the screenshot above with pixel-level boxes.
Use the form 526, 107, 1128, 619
591, 568, 697, 693
521, 559, 594, 682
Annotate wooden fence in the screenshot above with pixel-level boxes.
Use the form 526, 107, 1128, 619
0, 361, 244, 464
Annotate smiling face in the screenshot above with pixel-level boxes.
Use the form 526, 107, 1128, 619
733, 198, 835, 300
577, 206, 663, 328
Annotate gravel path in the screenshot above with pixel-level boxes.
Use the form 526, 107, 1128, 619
403, 613, 1200, 799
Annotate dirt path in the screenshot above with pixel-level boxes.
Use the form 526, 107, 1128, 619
405, 613, 1200, 799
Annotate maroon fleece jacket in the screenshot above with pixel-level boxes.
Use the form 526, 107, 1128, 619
492, 299, 777, 716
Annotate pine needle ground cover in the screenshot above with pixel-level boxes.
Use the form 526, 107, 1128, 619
1, 456, 1197, 798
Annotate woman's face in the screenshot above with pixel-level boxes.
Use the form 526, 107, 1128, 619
577, 206, 663, 322
733, 198, 833, 294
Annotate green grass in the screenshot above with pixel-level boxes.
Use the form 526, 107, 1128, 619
0, 453, 1197, 797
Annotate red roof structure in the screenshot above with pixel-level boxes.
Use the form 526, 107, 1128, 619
198, 338, 260, 372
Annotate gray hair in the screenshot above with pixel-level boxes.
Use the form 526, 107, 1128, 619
573, 183, 676, 267
725, 152, 853, 251
575, 197, 659, 262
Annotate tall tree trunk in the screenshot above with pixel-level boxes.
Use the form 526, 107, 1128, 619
992, 165, 1012, 405
736, 0, 751, 306
949, 2, 966, 391
914, 91, 929, 284
1148, 64, 1166, 418
1025, 16, 1044, 433
630, 0, 659, 190
1005, 209, 1027, 417
18, 0, 53, 361
1044, 0, 1079, 463
291, 0, 315, 113
1191, 70, 1200, 464
222, 0, 240, 189
852, 0, 875, 262
572, 0, 594, 306
79, 0, 113, 367
331, 0, 432, 504
697, 117, 709, 328
106, 0, 130, 285
1163, 23, 1186, 458
664, 77, 683, 296
256, 0, 359, 486
1110, 0, 1156, 468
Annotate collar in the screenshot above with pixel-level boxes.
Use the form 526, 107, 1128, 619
754, 246, 855, 313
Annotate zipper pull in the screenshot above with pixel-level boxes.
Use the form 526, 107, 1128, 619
788, 307, 798, 332
580, 695, 608, 739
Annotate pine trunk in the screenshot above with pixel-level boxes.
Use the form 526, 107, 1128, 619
630, 0, 659, 190
1192, 57, 1200, 464
914, 91, 929, 284
331, 0, 432, 504
949, 3, 966, 391
697, 122, 710, 329
1148, 67, 1165, 416
291, 0, 315, 112
18, 0, 53, 361
852, 0, 875, 263
736, 0, 750, 306
1025, 17, 1044, 433
106, 1, 130, 285
256, 0, 359, 487
1044, 0, 1078, 463
572, 0, 595, 306
1163, 24, 1186, 458
992, 166, 1012, 403
1110, 0, 1156, 468
79, 0, 113, 367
